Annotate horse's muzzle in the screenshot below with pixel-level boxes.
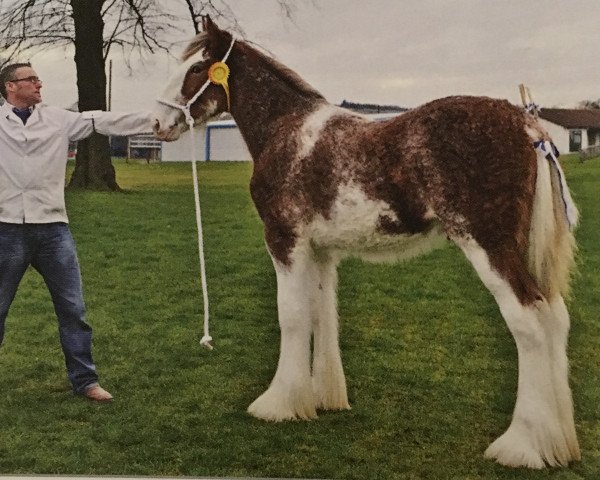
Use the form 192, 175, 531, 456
152, 114, 184, 142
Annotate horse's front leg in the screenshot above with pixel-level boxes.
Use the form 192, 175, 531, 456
311, 256, 350, 411
247, 245, 317, 421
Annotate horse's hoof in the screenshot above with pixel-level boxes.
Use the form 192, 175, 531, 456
248, 384, 317, 422
312, 368, 351, 411
312, 379, 350, 411
485, 429, 545, 469
485, 421, 577, 469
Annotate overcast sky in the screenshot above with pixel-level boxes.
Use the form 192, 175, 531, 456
33, 0, 600, 112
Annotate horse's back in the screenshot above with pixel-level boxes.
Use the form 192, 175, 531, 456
252, 96, 543, 265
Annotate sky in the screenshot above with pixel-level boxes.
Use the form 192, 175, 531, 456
32, 0, 600, 113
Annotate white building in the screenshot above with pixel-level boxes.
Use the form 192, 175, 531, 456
538, 108, 600, 154
161, 119, 251, 162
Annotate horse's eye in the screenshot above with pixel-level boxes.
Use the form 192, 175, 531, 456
190, 64, 205, 75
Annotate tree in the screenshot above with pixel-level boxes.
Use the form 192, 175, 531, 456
579, 99, 600, 109
0, 0, 302, 190
70, 0, 115, 189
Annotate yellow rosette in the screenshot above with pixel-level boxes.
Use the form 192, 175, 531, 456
208, 61, 231, 111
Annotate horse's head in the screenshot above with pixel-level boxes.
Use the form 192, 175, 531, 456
153, 16, 234, 141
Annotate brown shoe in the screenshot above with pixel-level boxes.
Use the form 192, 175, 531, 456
83, 385, 113, 403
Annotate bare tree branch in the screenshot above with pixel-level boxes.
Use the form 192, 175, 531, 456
0, 0, 313, 69
103, 0, 126, 60
179, 0, 245, 37
181, 0, 201, 34
0, 0, 74, 65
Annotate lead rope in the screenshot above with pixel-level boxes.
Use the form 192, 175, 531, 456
188, 116, 213, 350
157, 38, 236, 350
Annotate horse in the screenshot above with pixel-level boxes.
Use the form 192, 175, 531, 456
152, 16, 580, 469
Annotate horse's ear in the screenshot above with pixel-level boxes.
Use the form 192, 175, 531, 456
201, 15, 213, 32
203, 15, 223, 38
203, 15, 232, 59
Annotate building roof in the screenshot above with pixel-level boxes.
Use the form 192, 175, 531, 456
539, 108, 600, 129
339, 100, 407, 114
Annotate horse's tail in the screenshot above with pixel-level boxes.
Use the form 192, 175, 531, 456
527, 142, 578, 300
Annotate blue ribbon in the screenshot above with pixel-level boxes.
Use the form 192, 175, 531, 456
533, 140, 576, 229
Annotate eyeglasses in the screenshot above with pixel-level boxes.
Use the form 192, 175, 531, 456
9, 76, 42, 84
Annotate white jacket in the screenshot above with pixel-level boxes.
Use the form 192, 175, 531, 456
0, 101, 153, 224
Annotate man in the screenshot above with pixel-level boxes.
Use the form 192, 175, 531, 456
0, 62, 153, 402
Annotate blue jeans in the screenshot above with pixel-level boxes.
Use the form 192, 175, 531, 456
0, 222, 98, 393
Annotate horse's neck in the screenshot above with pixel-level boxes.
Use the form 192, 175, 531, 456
229, 55, 325, 160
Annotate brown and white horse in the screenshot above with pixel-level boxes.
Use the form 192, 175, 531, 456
152, 16, 580, 469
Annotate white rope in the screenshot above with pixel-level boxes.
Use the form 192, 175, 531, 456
156, 37, 236, 350
157, 100, 213, 350
187, 117, 213, 350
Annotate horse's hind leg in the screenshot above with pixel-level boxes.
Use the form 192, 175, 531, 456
247, 244, 317, 421
311, 255, 350, 411
456, 237, 578, 468
544, 296, 580, 461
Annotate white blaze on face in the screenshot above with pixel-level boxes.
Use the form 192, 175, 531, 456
152, 48, 209, 140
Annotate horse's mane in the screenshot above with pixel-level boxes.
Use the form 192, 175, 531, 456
181, 33, 209, 62
248, 43, 324, 100
180, 32, 324, 101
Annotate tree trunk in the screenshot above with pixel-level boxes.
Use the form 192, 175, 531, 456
68, 0, 120, 191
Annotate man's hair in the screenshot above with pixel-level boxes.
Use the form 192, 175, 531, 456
0, 62, 32, 98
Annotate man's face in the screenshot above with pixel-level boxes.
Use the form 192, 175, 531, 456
5, 66, 43, 107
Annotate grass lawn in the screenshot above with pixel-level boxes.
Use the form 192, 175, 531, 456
0, 156, 599, 479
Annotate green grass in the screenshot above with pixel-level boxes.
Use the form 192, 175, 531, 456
0, 156, 599, 479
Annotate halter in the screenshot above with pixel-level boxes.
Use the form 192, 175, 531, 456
156, 37, 235, 351
157, 37, 235, 126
